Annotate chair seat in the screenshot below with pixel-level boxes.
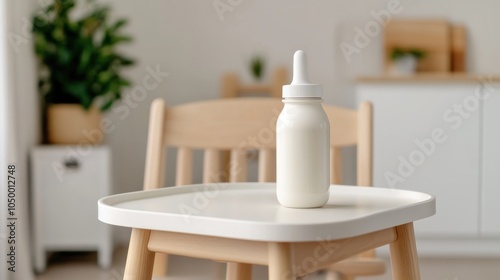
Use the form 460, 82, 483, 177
98, 183, 435, 242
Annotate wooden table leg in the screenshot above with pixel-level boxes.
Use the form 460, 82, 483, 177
268, 242, 294, 280
124, 228, 155, 280
389, 223, 421, 280
226, 262, 252, 280
152, 253, 168, 276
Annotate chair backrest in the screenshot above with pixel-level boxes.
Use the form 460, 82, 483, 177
221, 67, 288, 98
143, 97, 372, 190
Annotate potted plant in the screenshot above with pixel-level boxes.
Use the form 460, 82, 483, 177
389, 48, 425, 75
249, 55, 265, 81
32, 0, 134, 144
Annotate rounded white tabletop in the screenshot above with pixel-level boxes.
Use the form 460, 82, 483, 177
98, 183, 435, 242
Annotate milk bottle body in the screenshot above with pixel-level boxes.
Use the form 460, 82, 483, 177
276, 98, 330, 208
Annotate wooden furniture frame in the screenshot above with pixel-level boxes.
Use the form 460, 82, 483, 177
383, 19, 467, 73
221, 67, 287, 98
384, 19, 451, 73
113, 98, 432, 280
128, 225, 417, 280
99, 183, 434, 280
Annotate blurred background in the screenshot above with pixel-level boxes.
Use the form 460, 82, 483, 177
2, 0, 500, 279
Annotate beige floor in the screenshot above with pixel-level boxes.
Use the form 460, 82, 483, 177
34, 247, 323, 280
35, 247, 500, 280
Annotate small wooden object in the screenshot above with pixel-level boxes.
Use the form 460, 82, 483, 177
47, 104, 102, 144
451, 25, 466, 72
221, 67, 288, 98
384, 19, 451, 73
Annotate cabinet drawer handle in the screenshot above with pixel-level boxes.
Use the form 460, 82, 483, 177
64, 158, 80, 169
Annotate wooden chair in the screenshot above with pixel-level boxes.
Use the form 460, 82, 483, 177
100, 97, 435, 280
325, 106, 385, 279
221, 67, 288, 99
138, 97, 385, 279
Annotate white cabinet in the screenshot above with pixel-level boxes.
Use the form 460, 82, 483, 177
31, 146, 113, 272
358, 80, 500, 256
481, 84, 500, 236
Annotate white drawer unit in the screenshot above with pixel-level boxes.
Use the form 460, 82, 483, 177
357, 80, 500, 257
31, 146, 113, 272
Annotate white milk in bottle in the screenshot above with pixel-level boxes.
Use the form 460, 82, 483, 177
276, 50, 330, 208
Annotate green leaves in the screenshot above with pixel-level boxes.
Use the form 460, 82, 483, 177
250, 55, 265, 81
65, 82, 91, 109
110, 19, 127, 32
32, 0, 135, 112
390, 48, 426, 61
56, 46, 71, 64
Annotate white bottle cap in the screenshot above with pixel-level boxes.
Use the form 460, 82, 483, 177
282, 50, 323, 98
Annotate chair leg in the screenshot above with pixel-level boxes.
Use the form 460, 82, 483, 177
326, 271, 339, 280
152, 253, 168, 276
226, 262, 252, 280
339, 274, 355, 280
327, 271, 355, 280
124, 228, 155, 280
268, 242, 294, 280
389, 223, 421, 280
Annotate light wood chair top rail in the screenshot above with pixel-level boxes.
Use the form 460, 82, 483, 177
160, 97, 361, 150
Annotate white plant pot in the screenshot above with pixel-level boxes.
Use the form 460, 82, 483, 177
390, 55, 417, 75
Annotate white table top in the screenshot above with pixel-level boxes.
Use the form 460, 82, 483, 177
98, 183, 435, 242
